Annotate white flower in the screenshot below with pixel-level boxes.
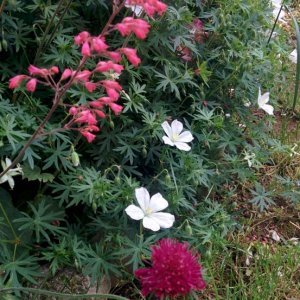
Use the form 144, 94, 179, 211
244, 100, 251, 107
0, 158, 22, 189
225, 113, 231, 118
258, 88, 274, 115
125, 1, 143, 16
243, 151, 256, 167
125, 187, 175, 232
161, 120, 194, 151
289, 49, 297, 64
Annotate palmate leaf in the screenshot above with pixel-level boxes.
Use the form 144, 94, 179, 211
14, 198, 66, 243
0, 248, 40, 287
250, 183, 275, 212
22, 164, 54, 183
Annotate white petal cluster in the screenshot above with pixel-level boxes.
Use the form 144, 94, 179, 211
257, 88, 274, 115
161, 120, 194, 151
125, 187, 175, 232
125, 1, 143, 16
0, 158, 22, 189
289, 49, 297, 64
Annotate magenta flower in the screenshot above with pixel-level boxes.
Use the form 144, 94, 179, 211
135, 238, 206, 299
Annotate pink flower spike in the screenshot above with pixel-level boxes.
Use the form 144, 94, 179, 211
92, 37, 109, 53
84, 82, 97, 93
119, 48, 141, 66
109, 103, 123, 115
95, 110, 106, 119
9, 75, 28, 89
97, 96, 113, 104
26, 78, 37, 92
74, 31, 90, 45
28, 65, 49, 77
135, 238, 206, 298
81, 41, 91, 57
80, 131, 96, 143
61, 69, 73, 81
75, 110, 97, 125
115, 18, 150, 40
50, 66, 59, 74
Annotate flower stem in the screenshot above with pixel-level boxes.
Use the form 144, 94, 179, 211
0, 287, 129, 300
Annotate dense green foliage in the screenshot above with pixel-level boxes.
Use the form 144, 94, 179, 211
0, 0, 299, 298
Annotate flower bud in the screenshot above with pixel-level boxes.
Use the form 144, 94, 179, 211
142, 146, 147, 158
185, 222, 193, 236
71, 151, 80, 167
92, 202, 97, 213
165, 174, 171, 184
109, 120, 115, 129
114, 176, 121, 184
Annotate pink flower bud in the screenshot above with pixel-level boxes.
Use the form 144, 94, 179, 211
50, 66, 59, 74
9, 75, 28, 89
92, 37, 109, 53
107, 88, 120, 101
28, 65, 49, 77
101, 80, 122, 91
61, 69, 73, 81
84, 82, 97, 92
81, 41, 91, 57
89, 100, 105, 109
74, 70, 91, 82
106, 51, 122, 62
95, 110, 106, 119
80, 131, 96, 143
26, 78, 37, 92
109, 103, 123, 115
69, 107, 78, 115
74, 31, 90, 45
119, 48, 141, 66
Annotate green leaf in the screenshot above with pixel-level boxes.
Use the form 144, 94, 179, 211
22, 164, 55, 183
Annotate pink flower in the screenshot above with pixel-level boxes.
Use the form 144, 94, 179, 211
81, 41, 91, 57
26, 78, 37, 92
107, 88, 120, 101
50, 66, 59, 74
115, 17, 150, 40
101, 80, 122, 91
89, 100, 105, 108
69, 107, 78, 115
80, 131, 96, 143
95, 61, 124, 74
119, 48, 141, 66
75, 110, 97, 125
105, 51, 122, 62
135, 239, 206, 299
94, 110, 106, 119
109, 103, 123, 115
74, 31, 90, 45
28, 65, 49, 77
126, 0, 167, 17
9, 75, 28, 89
84, 82, 97, 92
91, 37, 109, 53
74, 70, 91, 82
61, 69, 73, 81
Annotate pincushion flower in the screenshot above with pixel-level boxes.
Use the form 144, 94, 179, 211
0, 158, 22, 189
125, 187, 175, 231
257, 88, 274, 115
162, 119, 194, 151
135, 238, 206, 298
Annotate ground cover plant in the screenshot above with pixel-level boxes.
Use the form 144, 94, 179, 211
0, 0, 299, 299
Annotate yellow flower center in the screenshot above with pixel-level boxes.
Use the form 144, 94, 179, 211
172, 133, 179, 141
145, 207, 153, 216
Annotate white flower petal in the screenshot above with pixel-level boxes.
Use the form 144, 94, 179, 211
171, 119, 183, 135
177, 131, 194, 143
149, 193, 168, 212
143, 216, 160, 231
174, 142, 191, 151
7, 176, 15, 189
135, 187, 150, 212
289, 49, 297, 64
161, 121, 173, 138
261, 104, 274, 115
162, 136, 175, 146
5, 158, 12, 167
150, 212, 175, 229
0, 174, 8, 184
258, 91, 270, 106
125, 204, 145, 220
